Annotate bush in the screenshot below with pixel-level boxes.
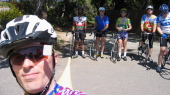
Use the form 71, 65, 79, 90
0, 7, 22, 29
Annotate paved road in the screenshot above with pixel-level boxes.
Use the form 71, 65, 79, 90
0, 32, 170, 95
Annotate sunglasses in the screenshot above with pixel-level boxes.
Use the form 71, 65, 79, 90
9, 46, 48, 66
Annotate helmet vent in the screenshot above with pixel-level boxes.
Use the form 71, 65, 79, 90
3, 32, 8, 39
32, 22, 40, 33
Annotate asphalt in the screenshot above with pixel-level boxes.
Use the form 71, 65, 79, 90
0, 32, 170, 95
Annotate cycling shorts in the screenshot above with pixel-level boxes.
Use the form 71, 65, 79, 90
118, 31, 128, 39
96, 30, 107, 37
141, 33, 154, 48
160, 34, 170, 47
75, 30, 85, 41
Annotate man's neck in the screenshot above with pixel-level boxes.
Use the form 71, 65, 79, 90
78, 15, 82, 17
45, 79, 56, 95
100, 15, 104, 17
148, 14, 152, 17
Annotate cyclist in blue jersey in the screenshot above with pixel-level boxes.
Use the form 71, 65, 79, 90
115, 8, 132, 61
94, 7, 109, 58
156, 4, 170, 73
0, 15, 86, 95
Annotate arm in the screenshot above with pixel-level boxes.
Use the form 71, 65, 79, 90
124, 18, 132, 31
157, 23, 163, 35
152, 18, 157, 33
125, 23, 132, 31
141, 23, 144, 31
102, 24, 109, 31
152, 24, 157, 33
72, 21, 75, 31
102, 16, 109, 31
84, 22, 87, 34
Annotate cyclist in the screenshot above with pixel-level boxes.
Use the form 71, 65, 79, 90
72, 7, 87, 58
94, 7, 109, 58
156, 4, 170, 72
138, 5, 157, 61
115, 8, 132, 61
0, 15, 86, 95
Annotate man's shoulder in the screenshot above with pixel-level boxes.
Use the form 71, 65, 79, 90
151, 15, 157, 19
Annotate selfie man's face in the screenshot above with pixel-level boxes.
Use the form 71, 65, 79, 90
10, 43, 57, 94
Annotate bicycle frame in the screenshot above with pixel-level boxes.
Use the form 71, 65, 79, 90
110, 33, 119, 63
138, 32, 152, 64
66, 31, 75, 58
89, 31, 100, 60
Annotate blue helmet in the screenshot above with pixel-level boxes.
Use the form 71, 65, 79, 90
159, 4, 169, 14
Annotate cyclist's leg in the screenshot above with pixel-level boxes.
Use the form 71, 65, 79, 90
79, 31, 86, 58
95, 31, 101, 56
149, 34, 154, 58
74, 32, 79, 57
101, 32, 106, 57
117, 33, 123, 60
122, 32, 128, 60
157, 38, 167, 72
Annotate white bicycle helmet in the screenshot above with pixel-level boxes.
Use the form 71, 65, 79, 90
99, 7, 105, 11
146, 5, 153, 10
0, 15, 57, 58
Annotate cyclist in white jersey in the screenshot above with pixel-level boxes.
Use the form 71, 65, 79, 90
156, 4, 170, 72
72, 7, 87, 58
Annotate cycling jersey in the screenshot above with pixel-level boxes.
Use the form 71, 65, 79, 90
73, 16, 87, 30
48, 83, 87, 95
157, 12, 170, 34
95, 15, 109, 31
141, 14, 157, 32
116, 17, 131, 30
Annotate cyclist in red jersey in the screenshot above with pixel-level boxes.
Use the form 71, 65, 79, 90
72, 7, 87, 58
138, 5, 157, 61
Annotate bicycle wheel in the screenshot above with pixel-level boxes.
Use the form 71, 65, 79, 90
69, 41, 74, 58
89, 41, 97, 60
110, 43, 118, 62
161, 54, 169, 68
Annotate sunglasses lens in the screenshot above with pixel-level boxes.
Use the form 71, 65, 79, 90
10, 53, 25, 65
10, 46, 48, 66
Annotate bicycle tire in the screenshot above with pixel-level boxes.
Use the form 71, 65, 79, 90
161, 55, 167, 68
111, 43, 118, 62
89, 41, 97, 60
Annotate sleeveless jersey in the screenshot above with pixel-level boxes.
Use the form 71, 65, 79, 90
157, 12, 170, 34
73, 16, 87, 30
141, 14, 157, 32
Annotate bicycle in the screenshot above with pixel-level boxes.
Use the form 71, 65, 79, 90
161, 40, 170, 68
110, 33, 119, 63
89, 30, 100, 61
66, 31, 75, 58
138, 32, 153, 64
